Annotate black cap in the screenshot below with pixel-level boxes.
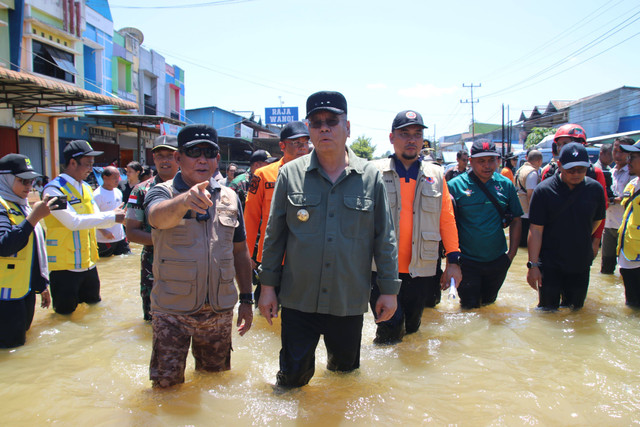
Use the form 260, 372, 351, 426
249, 150, 278, 165
559, 142, 591, 169
620, 140, 640, 153
153, 135, 178, 152
391, 110, 428, 131
0, 153, 42, 179
470, 140, 500, 158
306, 91, 347, 118
280, 121, 310, 141
63, 140, 103, 163
178, 124, 219, 150
504, 152, 517, 160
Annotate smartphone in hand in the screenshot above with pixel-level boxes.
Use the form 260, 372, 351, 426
49, 195, 68, 210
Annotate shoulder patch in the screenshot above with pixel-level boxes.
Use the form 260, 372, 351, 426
248, 174, 261, 194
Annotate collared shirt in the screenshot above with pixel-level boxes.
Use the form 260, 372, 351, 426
606, 164, 631, 229
447, 171, 523, 262
144, 172, 246, 243
529, 173, 606, 272
259, 148, 400, 317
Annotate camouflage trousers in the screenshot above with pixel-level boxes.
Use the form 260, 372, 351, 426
140, 249, 154, 321
150, 306, 233, 388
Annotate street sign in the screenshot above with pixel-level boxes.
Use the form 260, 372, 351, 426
265, 107, 298, 124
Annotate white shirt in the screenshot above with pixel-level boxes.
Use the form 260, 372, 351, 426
520, 169, 540, 219
606, 164, 631, 229
93, 186, 126, 243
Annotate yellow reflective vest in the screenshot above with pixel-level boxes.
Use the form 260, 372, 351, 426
617, 177, 640, 261
44, 177, 98, 271
0, 197, 33, 300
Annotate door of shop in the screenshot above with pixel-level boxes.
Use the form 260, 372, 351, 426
19, 136, 44, 175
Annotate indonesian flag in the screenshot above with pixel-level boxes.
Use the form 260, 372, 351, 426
128, 195, 138, 205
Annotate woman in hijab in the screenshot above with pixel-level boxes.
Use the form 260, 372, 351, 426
0, 154, 56, 348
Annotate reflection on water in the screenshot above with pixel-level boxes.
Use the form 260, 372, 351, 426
1, 244, 640, 425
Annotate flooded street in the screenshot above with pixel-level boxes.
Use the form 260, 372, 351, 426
1, 244, 639, 426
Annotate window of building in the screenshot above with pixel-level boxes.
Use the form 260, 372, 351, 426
32, 40, 77, 83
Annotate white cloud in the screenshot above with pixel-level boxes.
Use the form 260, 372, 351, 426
366, 83, 387, 89
398, 84, 457, 99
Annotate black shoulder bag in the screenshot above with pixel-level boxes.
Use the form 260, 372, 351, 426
469, 171, 513, 228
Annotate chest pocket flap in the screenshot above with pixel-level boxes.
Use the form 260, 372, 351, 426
344, 195, 374, 212
421, 185, 441, 212
288, 193, 321, 207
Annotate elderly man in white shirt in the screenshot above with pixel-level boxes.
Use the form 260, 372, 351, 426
42, 140, 125, 314
601, 137, 635, 274
93, 166, 130, 257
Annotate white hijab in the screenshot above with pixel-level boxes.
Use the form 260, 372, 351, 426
0, 174, 49, 282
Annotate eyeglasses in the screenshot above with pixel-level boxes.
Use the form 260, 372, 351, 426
183, 146, 218, 159
16, 178, 34, 186
308, 117, 341, 129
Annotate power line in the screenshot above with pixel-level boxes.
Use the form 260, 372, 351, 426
461, 83, 481, 139
481, 11, 640, 100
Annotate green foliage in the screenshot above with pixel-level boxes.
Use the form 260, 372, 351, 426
350, 135, 376, 160
525, 127, 556, 148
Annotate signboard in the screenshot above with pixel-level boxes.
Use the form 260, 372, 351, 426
265, 107, 298, 125
89, 127, 116, 144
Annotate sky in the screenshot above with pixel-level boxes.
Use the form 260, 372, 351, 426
110, 0, 640, 156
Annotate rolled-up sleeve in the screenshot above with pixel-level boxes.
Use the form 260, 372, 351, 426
371, 170, 401, 295
258, 168, 289, 287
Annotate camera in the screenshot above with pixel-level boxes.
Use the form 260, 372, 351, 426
49, 195, 68, 210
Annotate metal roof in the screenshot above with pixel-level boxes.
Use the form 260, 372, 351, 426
85, 112, 185, 127
0, 67, 138, 112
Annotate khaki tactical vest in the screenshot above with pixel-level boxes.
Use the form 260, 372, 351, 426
151, 181, 240, 315
515, 162, 538, 214
372, 158, 443, 277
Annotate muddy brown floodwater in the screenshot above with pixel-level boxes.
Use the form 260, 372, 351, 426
1, 243, 639, 426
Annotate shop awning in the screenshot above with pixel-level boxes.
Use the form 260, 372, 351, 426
0, 67, 138, 112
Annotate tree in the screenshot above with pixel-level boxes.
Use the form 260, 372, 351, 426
525, 127, 556, 148
350, 135, 376, 160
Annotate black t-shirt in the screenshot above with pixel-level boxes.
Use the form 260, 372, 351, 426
529, 173, 606, 272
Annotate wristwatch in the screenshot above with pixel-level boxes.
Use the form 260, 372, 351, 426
526, 261, 541, 269
447, 252, 462, 266
239, 293, 254, 305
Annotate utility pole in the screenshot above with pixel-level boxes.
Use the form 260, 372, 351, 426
460, 83, 481, 140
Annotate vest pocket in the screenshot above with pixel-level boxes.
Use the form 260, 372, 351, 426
212, 260, 238, 311
420, 186, 441, 213
155, 259, 198, 311
420, 231, 440, 261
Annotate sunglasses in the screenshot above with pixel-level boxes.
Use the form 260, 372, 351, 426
286, 139, 310, 148
308, 117, 341, 129
16, 178, 35, 186
183, 146, 218, 159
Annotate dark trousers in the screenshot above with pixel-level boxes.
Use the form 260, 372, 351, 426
0, 291, 36, 348
98, 239, 131, 258
277, 307, 363, 388
370, 271, 440, 344
538, 266, 590, 310
600, 228, 618, 274
49, 268, 101, 314
458, 253, 511, 309
620, 267, 640, 308
519, 217, 530, 247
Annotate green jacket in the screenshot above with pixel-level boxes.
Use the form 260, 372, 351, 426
259, 147, 400, 316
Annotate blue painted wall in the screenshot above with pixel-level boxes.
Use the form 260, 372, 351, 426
186, 107, 244, 138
